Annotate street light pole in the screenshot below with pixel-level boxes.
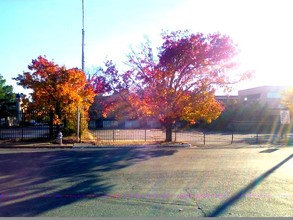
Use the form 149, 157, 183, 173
77, 0, 85, 142
81, 0, 85, 71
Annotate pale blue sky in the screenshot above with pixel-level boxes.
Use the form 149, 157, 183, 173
1, 0, 293, 95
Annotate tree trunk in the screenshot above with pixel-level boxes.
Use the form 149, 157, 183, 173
165, 123, 173, 142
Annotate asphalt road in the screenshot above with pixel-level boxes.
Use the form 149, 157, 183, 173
0, 145, 292, 217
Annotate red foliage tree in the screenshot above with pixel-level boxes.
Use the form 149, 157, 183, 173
95, 31, 251, 141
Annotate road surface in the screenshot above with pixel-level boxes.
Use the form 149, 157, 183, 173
0, 145, 292, 217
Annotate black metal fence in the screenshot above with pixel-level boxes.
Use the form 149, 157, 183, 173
0, 111, 57, 141
0, 126, 50, 140
82, 120, 293, 145
86, 128, 292, 145
1, 114, 292, 145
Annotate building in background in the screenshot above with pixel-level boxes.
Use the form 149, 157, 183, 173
89, 86, 289, 130
216, 95, 238, 106
0, 93, 26, 127
238, 86, 287, 115
238, 86, 286, 107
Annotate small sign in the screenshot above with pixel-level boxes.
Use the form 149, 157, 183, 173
280, 110, 290, 124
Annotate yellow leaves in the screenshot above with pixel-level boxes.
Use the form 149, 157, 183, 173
281, 87, 293, 112
181, 90, 223, 124
15, 56, 96, 129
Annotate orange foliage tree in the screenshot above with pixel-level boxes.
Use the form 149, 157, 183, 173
14, 56, 95, 134
95, 31, 251, 141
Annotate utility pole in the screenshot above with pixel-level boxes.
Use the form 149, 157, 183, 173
81, 0, 85, 71
77, 0, 85, 142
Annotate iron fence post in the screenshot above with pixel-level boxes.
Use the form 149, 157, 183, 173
21, 110, 24, 141
231, 129, 234, 144
174, 126, 177, 142
203, 127, 206, 145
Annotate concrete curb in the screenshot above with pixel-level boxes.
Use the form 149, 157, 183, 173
0, 142, 73, 149
73, 142, 192, 149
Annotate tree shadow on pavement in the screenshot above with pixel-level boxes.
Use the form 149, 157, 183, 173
207, 154, 293, 217
0, 147, 177, 216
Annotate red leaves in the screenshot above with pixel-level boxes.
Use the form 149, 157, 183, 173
95, 30, 249, 127
89, 75, 111, 94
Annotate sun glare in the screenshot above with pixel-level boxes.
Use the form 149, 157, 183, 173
238, 35, 293, 88
232, 0, 293, 88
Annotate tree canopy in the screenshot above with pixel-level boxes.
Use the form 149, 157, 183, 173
13, 56, 95, 133
96, 30, 251, 141
0, 74, 15, 103
0, 74, 16, 118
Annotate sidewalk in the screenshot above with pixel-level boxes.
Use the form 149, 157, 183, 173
0, 139, 291, 149
0, 140, 73, 148
0, 140, 191, 149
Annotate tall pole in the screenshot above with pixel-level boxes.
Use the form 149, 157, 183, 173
81, 0, 85, 71
77, 0, 85, 142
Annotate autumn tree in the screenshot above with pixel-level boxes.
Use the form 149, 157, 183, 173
96, 30, 251, 141
14, 56, 95, 134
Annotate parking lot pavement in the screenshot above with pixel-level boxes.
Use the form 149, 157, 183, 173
0, 146, 292, 217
